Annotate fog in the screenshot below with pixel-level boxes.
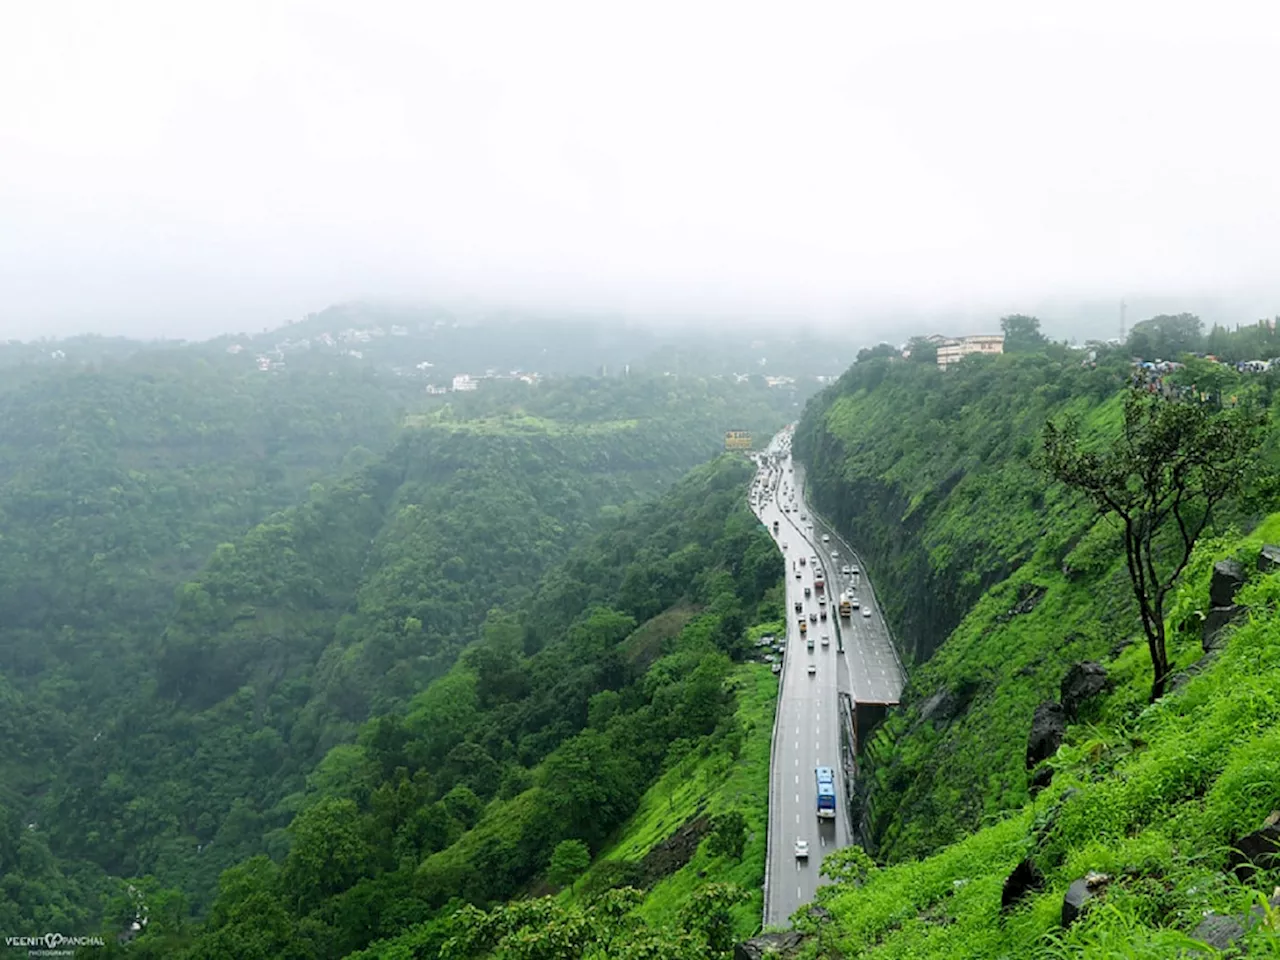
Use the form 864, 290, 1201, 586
3, 0, 1280, 342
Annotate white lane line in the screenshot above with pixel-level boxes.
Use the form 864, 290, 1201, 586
795, 794, 800, 803
795, 775, 799, 784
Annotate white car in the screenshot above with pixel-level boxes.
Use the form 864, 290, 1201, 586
794, 839, 809, 859
863, 607, 872, 617
807, 662, 817, 675
822, 534, 830, 543
821, 635, 830, 647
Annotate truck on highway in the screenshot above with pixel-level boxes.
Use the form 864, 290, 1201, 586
814, 576, 824, 595
838, 593, 852, 618
815, 767, 836, 819
799, 619, 807, 635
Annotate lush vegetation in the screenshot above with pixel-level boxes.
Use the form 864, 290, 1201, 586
781, 330, 1280, 956
0, 340, 796, 942
800, 522, 1280, 958
105, 454, 782, 958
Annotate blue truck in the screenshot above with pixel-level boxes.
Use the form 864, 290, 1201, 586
815, 766, 836, 819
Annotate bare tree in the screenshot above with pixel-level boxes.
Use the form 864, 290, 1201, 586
1041, 389, 1267, 701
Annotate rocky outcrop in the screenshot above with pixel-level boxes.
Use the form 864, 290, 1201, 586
1203, 604, 1247, 653
918, 687, 958, 727
637, 813, 711, 885
996, 582, 1047, 624
1258, 544, 1280, 574
1228, 811, 1280, 883
734, 932, 807, 960
1061, 871, 1110, 926
1060, 661, 1108, 721
1026, 701, 1067, 770
1000, 859, 1045, 912
1210, 559, 1246, 607
1191, 888, 1280, 953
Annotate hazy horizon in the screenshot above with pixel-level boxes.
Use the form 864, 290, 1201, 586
5, 1, 1280, 343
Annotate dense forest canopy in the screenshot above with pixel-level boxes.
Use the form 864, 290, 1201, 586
0, 337, 796, 945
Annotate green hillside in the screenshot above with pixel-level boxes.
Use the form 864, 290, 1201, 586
0, 360, 796, 936
778, 345, 1280, 956
800, 520, 1280, 958
147, 454, 783, 959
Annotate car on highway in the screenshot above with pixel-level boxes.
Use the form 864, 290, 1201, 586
804, 586, 811, 598
821, 634, 830, 646
799, 556, 806, 566
809, 611, 817, 622
842, 565, 851, 575
822, 534, 830, 543
794, 839, 809, 859
818, 596, 826, 605
794, 600, 802, 612
807, 663, 816, 675
820, 609, 827, 620
794, 569, 801, 579
851, 599, 860, 609
800, 513, 807, 520
862, 607, 872, 617
782, 542, 788, 550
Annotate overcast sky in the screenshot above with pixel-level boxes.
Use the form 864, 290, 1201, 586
3, 1, 1280, 340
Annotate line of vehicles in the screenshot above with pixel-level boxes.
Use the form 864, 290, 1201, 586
753, 436, 870, 865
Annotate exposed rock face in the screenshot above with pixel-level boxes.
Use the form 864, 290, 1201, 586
1210, 559, 1246, 607
919, 688, 958, 726
1259, 543, 1280, 573
996, 582, 1047, 623
1061, 872, 1110, 927
1202, 605, 1246, 653
1191, 914, 1246, 951
1000, 859, 1045, 912
1190, 889, 1280, 952
1228, 812, 1280, 883
1026, 701, 1067, 770
1060, 661, 1108, 721
1028, 764, 1055, 797
734, 932, 807, 960
638, 814, 711, 885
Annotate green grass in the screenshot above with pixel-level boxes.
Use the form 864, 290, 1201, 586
570, 662, 778, 938
800, 521, 1280, 959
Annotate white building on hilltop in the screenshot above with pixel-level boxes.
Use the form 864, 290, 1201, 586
937, 334, 1004, 370
452, 375, 479, 392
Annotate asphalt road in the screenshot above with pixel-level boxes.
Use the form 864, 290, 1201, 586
792, 460, 905, 706
751, 429, 850, 928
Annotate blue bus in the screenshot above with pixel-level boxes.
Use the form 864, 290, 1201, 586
815, 767, 836, 819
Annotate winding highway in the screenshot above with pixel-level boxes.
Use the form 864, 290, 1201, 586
750, 427, 904, 928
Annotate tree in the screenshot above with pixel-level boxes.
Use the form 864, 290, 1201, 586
706, 810, 746, 860
857, 342, 898, 363
678, 883, 751, 956
1125, 313, 1204, 360
1041, 389, 1267, 700
280, 797, 372, 910
903, 336, 939, 364
547, 838, 591, 887
1000, 315, 1047, 353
